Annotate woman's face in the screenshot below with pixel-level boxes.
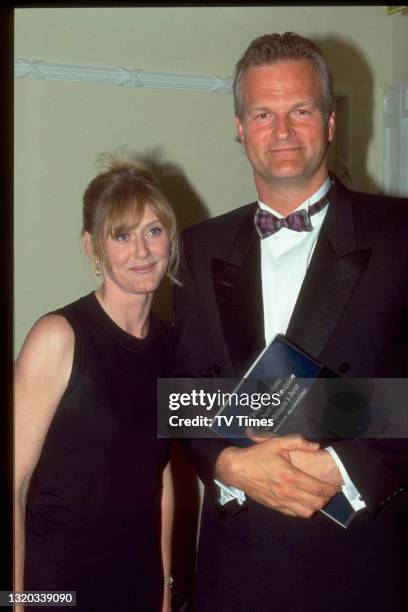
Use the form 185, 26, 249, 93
100, 204, 171, 297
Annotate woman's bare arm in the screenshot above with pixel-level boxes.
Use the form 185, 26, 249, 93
14, 315, 74, 594
160, 461, 174, 612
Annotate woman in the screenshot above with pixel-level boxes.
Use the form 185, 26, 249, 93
14, 154, 178, 611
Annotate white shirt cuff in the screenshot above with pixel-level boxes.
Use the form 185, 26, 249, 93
325, 446, 366, 511
214, 479, 246, 506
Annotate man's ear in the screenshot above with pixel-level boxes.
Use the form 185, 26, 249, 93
235, 116, 245, 144
82, 231, 95, 258
328, 110, 336, 144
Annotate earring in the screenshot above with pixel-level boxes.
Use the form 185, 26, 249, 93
94, 259, 102, 277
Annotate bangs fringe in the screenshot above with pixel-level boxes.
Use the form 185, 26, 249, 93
105, 197, 146, 239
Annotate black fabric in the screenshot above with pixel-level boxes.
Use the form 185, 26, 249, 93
24, 292, 173, 611
175, 178, 408, 612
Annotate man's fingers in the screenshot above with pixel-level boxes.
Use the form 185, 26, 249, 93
247, 490, 299, 516
293, 467, 339, 498
278, 507, 298, 517
245, 459, 338, 515
248, 433, 320, 452
269, 469, 336, 511
282, 486, 333, 513
285, 502, 319, 519
254, 487, 328, 517
215, 439, 338, 520
274, 465, 339, 502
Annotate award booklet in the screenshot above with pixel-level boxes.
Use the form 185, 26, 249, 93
210, 334, 357, 528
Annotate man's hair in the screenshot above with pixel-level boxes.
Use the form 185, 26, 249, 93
233, 32, 334, 121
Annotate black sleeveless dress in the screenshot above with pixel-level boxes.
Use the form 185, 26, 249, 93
24, 292, 173, 611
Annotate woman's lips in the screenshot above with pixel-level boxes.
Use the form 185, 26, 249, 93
129, 263, 156, 273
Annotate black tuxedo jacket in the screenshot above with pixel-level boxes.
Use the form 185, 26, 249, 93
174, 178, 408, 612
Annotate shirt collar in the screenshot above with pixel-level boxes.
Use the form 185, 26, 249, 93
258, 176, 331, 218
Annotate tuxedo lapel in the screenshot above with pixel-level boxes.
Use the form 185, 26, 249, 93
212, 204, 265, 376
211, 181, 372, 373
286, 179, 372, 359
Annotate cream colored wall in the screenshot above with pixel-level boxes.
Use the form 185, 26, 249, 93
15, 6, 394, 353
392, 10, 408, 82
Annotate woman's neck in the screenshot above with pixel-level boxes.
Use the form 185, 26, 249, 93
95, 286, 153, 339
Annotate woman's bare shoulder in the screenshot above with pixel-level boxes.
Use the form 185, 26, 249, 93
16, 313, 75, 373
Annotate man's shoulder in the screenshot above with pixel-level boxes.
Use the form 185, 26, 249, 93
348, 188, 408, 231
350, 188, 408, 210
183, 201, 257, 240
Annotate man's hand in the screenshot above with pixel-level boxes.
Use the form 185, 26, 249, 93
288, 449, 344, 487
215, 436, 340, 518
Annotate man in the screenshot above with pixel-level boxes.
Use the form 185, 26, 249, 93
174, 33, 408, 612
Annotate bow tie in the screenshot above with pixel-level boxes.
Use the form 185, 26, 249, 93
254, 193, 329, 239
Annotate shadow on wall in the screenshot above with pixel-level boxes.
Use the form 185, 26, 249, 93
128, 149, 204, 611
129, 147, 210, 323
313, 35, 382, 195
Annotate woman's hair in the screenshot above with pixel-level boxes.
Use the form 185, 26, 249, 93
82, 153, 179, 284
233, 32, 335, 122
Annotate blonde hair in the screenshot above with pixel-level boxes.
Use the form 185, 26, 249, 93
82, 153, 179, 284
233, 32, 334, 122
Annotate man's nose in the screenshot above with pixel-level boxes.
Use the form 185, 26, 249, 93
274, 114, 293, 140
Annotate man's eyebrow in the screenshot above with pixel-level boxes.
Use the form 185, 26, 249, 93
292, 99, 317, 107
247, 105, 272, 113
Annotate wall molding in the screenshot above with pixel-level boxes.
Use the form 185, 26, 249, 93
14, 59, 233, 94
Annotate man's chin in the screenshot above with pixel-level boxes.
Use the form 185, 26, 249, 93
265, 168, 308, 183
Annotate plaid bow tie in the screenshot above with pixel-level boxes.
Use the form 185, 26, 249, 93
254, 193, 329, 238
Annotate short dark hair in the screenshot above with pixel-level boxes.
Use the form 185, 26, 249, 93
233, 32, 334, 121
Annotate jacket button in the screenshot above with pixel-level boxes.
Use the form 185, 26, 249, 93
339, 362, 350, 373
213, 364, 221, 375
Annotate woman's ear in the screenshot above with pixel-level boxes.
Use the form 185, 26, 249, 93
82, 231, 95, 258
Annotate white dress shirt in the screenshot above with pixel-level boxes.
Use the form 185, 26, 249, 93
217, 177, 366, 512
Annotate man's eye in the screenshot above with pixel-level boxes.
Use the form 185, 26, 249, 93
295, 108, 309, 115
256, 112, 269, 120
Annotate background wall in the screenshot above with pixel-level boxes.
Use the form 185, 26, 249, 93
13, 7, 407, 603
14, 6, 402, 353
392, 8, 408, 83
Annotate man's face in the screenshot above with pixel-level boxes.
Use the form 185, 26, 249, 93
235, 60, 335, 194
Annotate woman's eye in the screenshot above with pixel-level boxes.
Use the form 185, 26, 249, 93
115, 232, 130, 242
148, 227, 163, 237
